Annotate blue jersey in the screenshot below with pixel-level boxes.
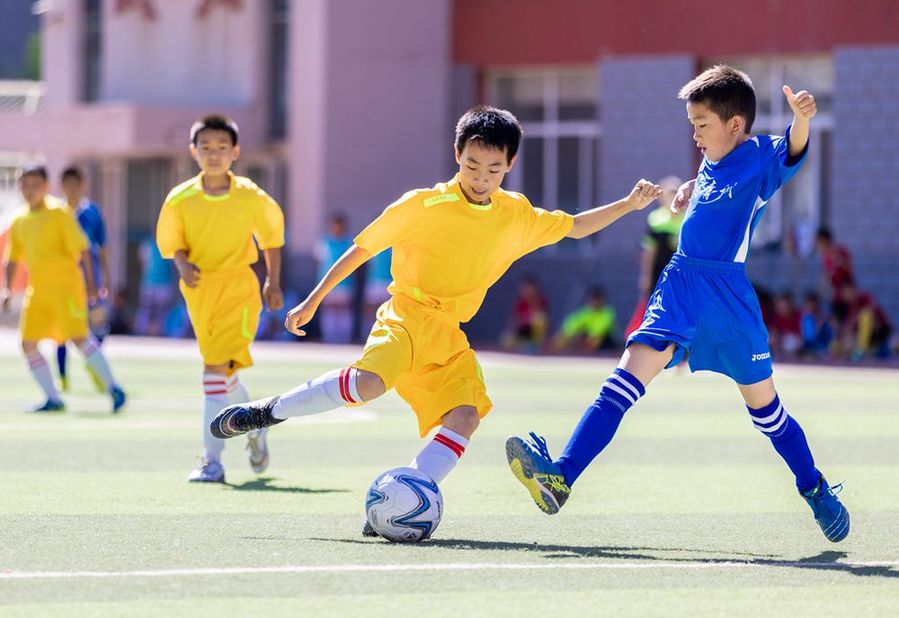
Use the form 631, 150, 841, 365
678, 128, 807, 263
76, 198, 107, 284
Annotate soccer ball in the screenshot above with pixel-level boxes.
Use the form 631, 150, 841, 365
365, 467, 443, 543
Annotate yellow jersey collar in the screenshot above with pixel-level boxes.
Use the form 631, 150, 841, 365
448, 174, 496, 211
194, 170, 235, 201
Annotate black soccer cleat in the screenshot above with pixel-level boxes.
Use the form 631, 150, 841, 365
210, 396, 285, 439
362, 520, 380, 538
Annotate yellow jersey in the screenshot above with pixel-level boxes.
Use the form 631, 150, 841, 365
354, 175, 573, 323
156, 172, 285, 271
4, 197, 88, 292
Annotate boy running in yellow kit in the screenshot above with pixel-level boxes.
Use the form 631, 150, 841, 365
211, 106, 660, 533
156, 115, 285, 483
1, 165, 126, 413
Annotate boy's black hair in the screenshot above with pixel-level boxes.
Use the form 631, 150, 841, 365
61, 165, 85, 182
18, 163, 48, 181
190, 114, 239, 146
679, 65, 756, 134
454, 105, 522, 163
815, 227, 833, 242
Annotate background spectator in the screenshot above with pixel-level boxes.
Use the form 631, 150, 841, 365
501, 275, 548, 354
769, 292, 802, 357
552, 288, 616, 353
315, 214, 354, 343
134, 235, 175, 336
799, 291, 834, 358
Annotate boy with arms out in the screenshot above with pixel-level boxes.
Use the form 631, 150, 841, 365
505, 66, 850, 543
156, 115, 285, 483
210, 106, 661, 535
1, 165, 126, 413
56, 166, 113, 392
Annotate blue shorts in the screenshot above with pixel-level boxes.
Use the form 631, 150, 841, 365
627, 254, 773, 385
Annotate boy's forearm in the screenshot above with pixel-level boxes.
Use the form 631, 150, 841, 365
788, 116, 810, 157
307, 244, 372, 305
262, 247, 282, 286
567, 198, 634, 239
81, 250, 97, 294
3, 261, 16, 291
98, 248, 111, 288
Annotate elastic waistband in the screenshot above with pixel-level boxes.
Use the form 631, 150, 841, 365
669, 253, 746, 274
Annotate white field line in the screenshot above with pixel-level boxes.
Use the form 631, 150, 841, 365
0, 410, 377, 432
1, 560, 897, 580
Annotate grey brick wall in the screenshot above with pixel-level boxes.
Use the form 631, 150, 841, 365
597, 55, 697, 252
832, 46, 899, 325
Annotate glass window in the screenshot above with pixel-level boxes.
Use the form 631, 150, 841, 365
268, 0, 289, 138
83, 0, 102, 102
488, 69, 600, 243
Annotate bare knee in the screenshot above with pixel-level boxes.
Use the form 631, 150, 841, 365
355, 369, 386, 401
441, 406, 480, 439
21, 340, 38, 354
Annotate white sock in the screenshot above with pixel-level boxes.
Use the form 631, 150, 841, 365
226, 373, 250, 405
203, 374, 229, 463
409, 427, 469, 483
271, 367, 362, 420
77, 337, 117, 391
26, 351, 62, 402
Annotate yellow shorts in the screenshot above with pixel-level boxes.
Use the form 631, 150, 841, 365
20, 285, 89, 343
353, 294, 492, 437
180, 267, 261, 369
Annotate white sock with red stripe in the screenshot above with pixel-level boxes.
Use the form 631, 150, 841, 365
26, 350, 62, 403
226, 373, 250, 405
203, 374, 229, 462
409, 427, 469, 483
77, 337, 117, 391
271, 367, 361, 420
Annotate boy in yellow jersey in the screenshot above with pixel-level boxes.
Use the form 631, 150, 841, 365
211, 106, 660, 533
1, 165, 126, 413
156, 115, 285, 483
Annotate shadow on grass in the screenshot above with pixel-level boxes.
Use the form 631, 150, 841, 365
225, 477, 349, 495
315, 538, 899, 579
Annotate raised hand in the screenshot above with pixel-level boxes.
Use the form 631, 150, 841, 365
670, 179, 695, 214
783, 85, 817, 120
627, 179, 663, 211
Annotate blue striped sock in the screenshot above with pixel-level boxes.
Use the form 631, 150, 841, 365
747, 394, 819, 493
556, 368, 646, 486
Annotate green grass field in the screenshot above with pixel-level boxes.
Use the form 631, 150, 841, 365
1, 330, 897, 617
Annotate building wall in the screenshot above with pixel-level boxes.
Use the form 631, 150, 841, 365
831, 46, 899, 322
287, 0, 452, 263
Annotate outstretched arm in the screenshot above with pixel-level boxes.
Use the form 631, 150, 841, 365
566, 180, 661, 239
783, 85, 816, 157
284, 244, 372, 336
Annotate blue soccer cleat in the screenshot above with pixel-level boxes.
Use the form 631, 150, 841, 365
505, 432, 571, 515
188, 459, 225, 483
801, 475, 850, 543
211, 396, 284, 439
30, 399, 66, 413
110, 385, 127, 414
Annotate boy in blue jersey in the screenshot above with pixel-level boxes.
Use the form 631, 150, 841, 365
56, 166, 112, 392
506, 65, 850, 543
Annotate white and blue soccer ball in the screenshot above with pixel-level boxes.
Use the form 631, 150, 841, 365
365, 467, 443, 543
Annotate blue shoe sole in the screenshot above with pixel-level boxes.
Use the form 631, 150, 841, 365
505, 437, 561, 515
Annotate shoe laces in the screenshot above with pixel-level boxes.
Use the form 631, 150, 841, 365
527, 431, 553, 463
